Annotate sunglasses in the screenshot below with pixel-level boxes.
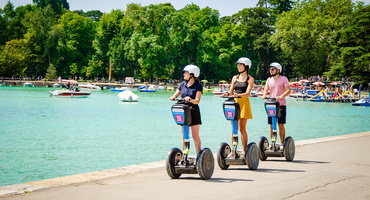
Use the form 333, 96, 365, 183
269, 68, 276, 71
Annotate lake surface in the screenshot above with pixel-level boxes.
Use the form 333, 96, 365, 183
0, 86, 369, 186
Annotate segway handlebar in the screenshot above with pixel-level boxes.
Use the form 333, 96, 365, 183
265, 97, 277, 101
173, 98, 193, 102
221, 95, 242, 99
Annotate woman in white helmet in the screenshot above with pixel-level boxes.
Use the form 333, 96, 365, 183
169, 64, 203, 154
221, 57, 254, 155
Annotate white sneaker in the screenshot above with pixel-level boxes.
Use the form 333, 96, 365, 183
239, 152, 245, 159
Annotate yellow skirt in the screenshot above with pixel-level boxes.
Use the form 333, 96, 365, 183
235, 97, 253, 119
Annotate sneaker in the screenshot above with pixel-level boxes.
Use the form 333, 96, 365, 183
187, 157, 195, 165
280, 143, 284, 151
239, 152, 245, 159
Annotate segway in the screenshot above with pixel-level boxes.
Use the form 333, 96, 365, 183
217, 96, 259, 170
166, 99, 214, 179
258, 98, 295, 161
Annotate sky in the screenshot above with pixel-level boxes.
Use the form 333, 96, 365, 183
1, 0, 369, 16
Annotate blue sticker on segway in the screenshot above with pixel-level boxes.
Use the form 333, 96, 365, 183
266, 105, 277, 117
224, 105, 236, 120
172, 108, 185, 124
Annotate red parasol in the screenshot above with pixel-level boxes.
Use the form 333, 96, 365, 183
289, 81, 303, 87
312, 81, 325, 86
330, 81, 342, 86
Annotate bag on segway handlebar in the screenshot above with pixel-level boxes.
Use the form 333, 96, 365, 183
264, 99, 281, 117
223, 99, 240, 121
171, 103, 192, 125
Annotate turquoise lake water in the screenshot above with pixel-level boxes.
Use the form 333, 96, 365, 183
0, 86, 369, 186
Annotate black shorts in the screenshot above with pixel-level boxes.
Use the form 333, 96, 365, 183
268, 106, 286, 124
188, 104, 202, 126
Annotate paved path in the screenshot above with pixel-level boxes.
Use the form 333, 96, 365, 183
1, 132, 369, 200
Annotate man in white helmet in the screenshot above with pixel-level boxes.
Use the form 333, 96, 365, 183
262, 62, 290, 146
169, 64, 203, 153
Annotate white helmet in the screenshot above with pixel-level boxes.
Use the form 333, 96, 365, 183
269, 62, 282, 72
237, 57, 252, 68
183, 64, 200, 78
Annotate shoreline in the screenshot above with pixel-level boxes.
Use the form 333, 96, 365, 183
1, 131, 369, 197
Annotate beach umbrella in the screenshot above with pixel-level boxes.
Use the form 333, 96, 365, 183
289, 81, 301, 87
330, 81, 342, 86
312, 81, 325, 86
299, 79, 311, 85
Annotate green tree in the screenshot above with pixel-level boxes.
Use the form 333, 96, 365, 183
0, 38, 31, 76
257, 0, 294, 14
270, 0, 354, 77
326, 4, 370, 81
125, 3, 176, 81
22, 5, 57, 77
56, 11, 96, 77
45, 63, 57, 80
232, 7, 277, 79
0, 2, 33, 45
108, 14, 137, 79
169, 4, 219, 80
85, 57, 103, 79
94, 9, 125, 79
33, 0, 69, 14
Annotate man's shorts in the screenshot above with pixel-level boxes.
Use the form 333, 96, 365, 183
268, 106, 286, 124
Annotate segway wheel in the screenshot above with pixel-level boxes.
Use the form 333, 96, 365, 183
217, 142, 231, 170
245, 142, 259, 170
258, 136, 268, 161
284, 137, 295, 161
196, 148, 214, 179
166, 148, 182, 179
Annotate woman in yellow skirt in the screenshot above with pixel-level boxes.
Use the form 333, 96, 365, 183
221, 57, 254, 153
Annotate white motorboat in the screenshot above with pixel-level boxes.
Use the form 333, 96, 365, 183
78, 83, 101, 90
23, 82, 34, 87
49, 89, 91, 97
49, 80, 91, 98
118, 91, 139, 102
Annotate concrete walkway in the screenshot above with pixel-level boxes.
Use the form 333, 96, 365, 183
1, 131, 369, 200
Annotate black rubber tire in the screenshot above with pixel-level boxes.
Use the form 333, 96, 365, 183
284, 137, 295, 161
245, 142, 259, 170
166, 148, 182, 179
217, 142, 230, 170
258, 136, 268, 161
196, 148, 214, 179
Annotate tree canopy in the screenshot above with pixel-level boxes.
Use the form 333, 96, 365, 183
0, 0, 369, 84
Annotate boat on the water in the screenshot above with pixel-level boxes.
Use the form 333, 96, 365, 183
110, 87, 129, 92
23, 82, 34, 87
212, 83, 230, 95
351, 98, 370, 107
49, 89, 91, 97
78, 84, 101, 90
139, 85, 156, 92
118, 91, 139, 102
49, 80, 91, 98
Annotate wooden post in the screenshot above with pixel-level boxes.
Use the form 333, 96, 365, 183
109, 61, 112, 82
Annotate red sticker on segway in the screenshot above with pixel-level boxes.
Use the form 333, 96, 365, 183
226, 110, 234, 119
267, 109, 275, 116
175, 114, 184, 123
